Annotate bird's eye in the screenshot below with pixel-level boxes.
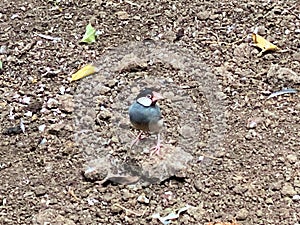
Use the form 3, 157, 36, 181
146, 94, 152, 99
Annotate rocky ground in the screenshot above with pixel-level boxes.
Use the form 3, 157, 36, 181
0, 0, 300, 224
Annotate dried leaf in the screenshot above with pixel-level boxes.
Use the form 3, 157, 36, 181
252, 32, 279, 56
0, 60, 2, 70
80, 23, 96, 44
152, 205, 191, 225
71, 64, 99, 81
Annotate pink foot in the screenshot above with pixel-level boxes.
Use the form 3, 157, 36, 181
130, 131, 144, 148
150, 143, 163, 156
150, 133, 162, 156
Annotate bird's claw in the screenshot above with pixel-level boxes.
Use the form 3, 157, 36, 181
150, 143, 163, 156
130, 131, 144, 149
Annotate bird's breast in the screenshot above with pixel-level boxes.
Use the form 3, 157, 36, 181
129, 102, 162, 132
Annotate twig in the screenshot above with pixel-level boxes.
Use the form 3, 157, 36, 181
200, 153, 219, 160
124, 0, 141, 8
35, 33, 62, 42
202, 33, 247, 46
68, 187, 81, 201
112, 203, 147, 217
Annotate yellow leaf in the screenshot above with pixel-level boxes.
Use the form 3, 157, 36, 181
252, 33, 279, 56
71, 64, 99, 81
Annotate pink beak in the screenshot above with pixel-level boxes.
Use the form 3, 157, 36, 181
152, 91, 163, 102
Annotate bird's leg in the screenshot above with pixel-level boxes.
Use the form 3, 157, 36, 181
150, 133, 162, 156
130, 131, 144, 148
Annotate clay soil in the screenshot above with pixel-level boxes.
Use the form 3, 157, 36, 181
0, 0, 300, 224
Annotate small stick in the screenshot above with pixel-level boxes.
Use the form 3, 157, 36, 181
200, 153, 219, 160
112, 203, 147, 217
68, 187, 81, 201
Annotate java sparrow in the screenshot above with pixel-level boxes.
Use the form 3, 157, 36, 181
128, 89, 163, 155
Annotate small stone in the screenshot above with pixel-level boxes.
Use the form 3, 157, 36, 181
111, 136, 119, 143
236, 208, 249, 220
102, 193, 115, 203
265, 198, 273, 204
269, 182, 282, 191
122, 189, 134, 200
197, 11, 210, 20
286, 154, 297, 164
98, 85, 111, 95
194, 180, 204, 192
162, 30, 176, 42
245, 133, 253, 140
213, 191, 221, 196
83, 167, 108, 182
38, 124, 46, 132
24, 111, 32, 117
292, 195, 300, 201
281, 183, 296, 196
179, 125, 195, 138
137, 194, 150, 204
97, 110, 112, 120
115, 11, 129, 20
48, 123, 65, 135
256, 210, 263, 217
33, 209, 76, 225
46, 98, 59, 109
111, 204, 123, 213
59, 94, 74, 113
294, 178, 300, 188
106, 79, 118, 88
35, 185, 47, 196
247, 117, 263, 129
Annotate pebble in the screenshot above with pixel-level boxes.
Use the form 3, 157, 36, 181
137, 194, 150, 204
122, 189, 134, 200
292, 195, 300, 201
245, 133, 253, 140
236, 208, 249, 220
33, 209, 76, 225
83, 166, 108, 182
197, 11, 210, 20
294, 179, 300, 188
256, 210, 263, 217
111, 204, 123, 213
269, 182, 281, 191
46, 98, 59, 109
38, 124, 46, 132
48, 123, 65, 135
194, 180, 204, 192
98, 85, 111, 95
115, 11, 129, 20
97, 110, 112, 120
102, 193, 115, 203
286, 154, 297, 164
265, 198, 273, 204
34, 185, 47, 196
281, 183, 296, 196
59, 94, 74, 113
179, 125, 195, 138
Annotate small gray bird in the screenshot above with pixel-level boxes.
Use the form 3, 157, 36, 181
129, 89, 163, 155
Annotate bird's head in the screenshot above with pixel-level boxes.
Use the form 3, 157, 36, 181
136, 89, 163, 107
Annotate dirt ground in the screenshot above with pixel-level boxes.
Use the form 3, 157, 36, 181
0, 0, 300, 224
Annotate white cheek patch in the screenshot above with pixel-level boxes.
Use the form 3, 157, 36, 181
137, 97, 152, 106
